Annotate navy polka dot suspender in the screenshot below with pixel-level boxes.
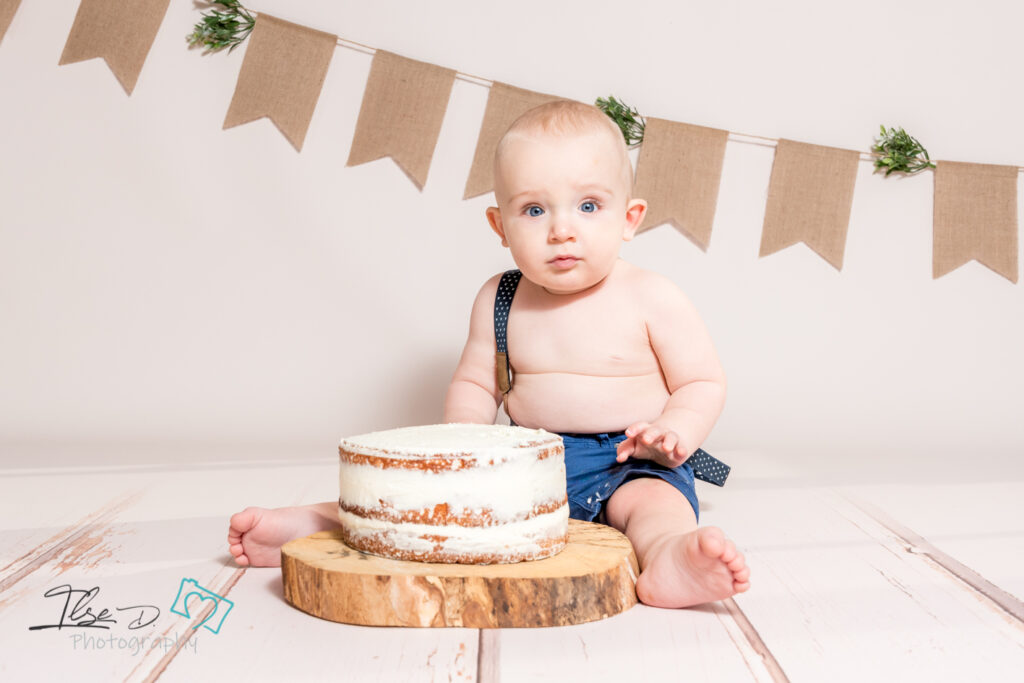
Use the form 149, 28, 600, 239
493, 269, 522, 397
685, 449, 730, 486
491, 268, 730, 486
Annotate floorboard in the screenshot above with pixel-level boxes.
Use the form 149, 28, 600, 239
698, 452, 1024, 682
2, 447, 1023, 681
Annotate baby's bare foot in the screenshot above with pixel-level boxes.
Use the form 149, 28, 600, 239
227, 505, 339, 568
635, 526, 750, 608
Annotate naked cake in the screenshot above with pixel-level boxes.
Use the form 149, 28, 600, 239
337, 423, 568, 564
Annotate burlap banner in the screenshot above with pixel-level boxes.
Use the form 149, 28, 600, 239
760, 139, 860, 270
933, 161, 1018, 283
0, 0, 21, 46
633, 118, 729, 250
346, 51, 456, 190
463, 83, 562, 199
223, 14, 336, 152
58, 0, 170, 95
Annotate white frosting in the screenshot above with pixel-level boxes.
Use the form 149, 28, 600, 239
338, 447, 565, 521
338, 504, 569, 557
339, 423, 559, 463
336, 423, 569, 562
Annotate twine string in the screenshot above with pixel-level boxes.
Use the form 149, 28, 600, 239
243, 12, 1024, 172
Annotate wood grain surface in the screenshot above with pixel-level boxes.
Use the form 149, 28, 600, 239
281, 519, 640, 628
6, 450, 1024, 681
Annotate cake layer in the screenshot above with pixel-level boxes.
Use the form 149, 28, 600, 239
339, 423, 562, 472
338, 497, 567, 527
339, 423, 560, 456
336, 423, 569, 564
337, 504, 569, 564
338, 443, 566, 521
338, 446, 562, 472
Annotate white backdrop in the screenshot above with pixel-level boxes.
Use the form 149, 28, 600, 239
1, 0, 1022, 467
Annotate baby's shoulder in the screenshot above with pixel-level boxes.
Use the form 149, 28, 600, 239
463, 272, 507, 328
610, 262, 700, 325
614, 260, 690, 302
470, 271, 507, 302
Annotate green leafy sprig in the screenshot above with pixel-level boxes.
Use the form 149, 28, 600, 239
187, 1, 256, 53
872, 125, 935, 176
596, 96, 646, 147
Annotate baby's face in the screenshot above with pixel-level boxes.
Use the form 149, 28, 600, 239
488, 131, 644, 295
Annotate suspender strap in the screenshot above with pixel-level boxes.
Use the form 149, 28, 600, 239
494, 269, 522, 396
686, 448, 731, 487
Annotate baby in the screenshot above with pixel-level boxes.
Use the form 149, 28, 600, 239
228, 101, 749, 608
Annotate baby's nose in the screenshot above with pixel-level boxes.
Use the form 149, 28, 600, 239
548, 216, 576, 241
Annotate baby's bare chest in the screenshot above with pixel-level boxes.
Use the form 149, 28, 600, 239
506, 301, 659, 376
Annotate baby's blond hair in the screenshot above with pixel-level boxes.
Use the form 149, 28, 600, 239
494, 100, 634, 195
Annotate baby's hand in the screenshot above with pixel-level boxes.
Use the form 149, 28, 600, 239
616, 422, 691, 469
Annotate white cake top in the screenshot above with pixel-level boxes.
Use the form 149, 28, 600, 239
339, 423, 559, 457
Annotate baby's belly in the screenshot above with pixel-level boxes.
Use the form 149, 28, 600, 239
507, 372, 670, 434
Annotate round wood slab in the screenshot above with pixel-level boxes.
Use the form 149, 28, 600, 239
281, 519, 639, 628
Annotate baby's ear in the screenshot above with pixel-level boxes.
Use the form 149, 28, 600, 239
486, 207, 509, 247
622, 199, 648, 241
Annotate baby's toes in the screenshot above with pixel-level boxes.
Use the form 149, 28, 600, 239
229, 542, 249, 565
696, 526, 726, 559
726, 547, 745, 568
229, 507, 260, 536
719, 538, 737, 564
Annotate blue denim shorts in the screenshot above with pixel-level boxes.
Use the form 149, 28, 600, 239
561, 431, 700, 524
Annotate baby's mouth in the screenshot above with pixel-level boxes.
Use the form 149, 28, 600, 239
549, 255, 580, 270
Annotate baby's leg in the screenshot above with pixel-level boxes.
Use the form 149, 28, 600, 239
227, 502, 340, 568
604, 478, 750, 608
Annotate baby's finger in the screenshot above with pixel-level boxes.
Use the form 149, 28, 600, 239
671, 442, 693, 466
615, 438, 636, 463
624, 422, 650, 439
661, 432, 678, 454
639, 425, 665, 446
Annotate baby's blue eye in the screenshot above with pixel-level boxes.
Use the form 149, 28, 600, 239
580, 201, 598, 213
527, 206, 544, 217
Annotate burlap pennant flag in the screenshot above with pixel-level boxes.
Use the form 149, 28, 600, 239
760, 139, 860, 270
223, 14, 336, 152
464, 83, 562, 199
58, 0, 171, 95
0, 0, 22, 46
933, 161, 1018, 283
633, 118, 729, 250
346, 51, 455, 190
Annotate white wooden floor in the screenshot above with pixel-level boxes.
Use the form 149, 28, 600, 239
2, 446, 1023, 682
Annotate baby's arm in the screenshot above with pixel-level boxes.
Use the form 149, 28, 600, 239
617, 274, 727, 467
444, 274, 503, 424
